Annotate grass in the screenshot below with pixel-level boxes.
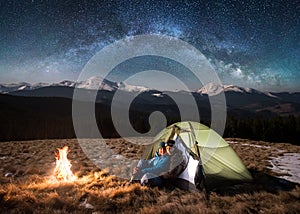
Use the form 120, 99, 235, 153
0, 138, 299, 213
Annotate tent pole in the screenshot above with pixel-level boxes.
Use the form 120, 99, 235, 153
187, 122, 209, 199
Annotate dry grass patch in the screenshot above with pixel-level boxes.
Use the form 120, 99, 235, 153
0, 138, 299, 213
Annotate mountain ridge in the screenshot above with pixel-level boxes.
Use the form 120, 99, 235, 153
1, 77, 300, 117
1, 76, 299, 96
0, 76, 150, 94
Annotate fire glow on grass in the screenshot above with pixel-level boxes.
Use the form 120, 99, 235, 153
54, 146, 76, 182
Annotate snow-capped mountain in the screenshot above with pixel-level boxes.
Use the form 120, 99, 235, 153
195, 82, 278, 98
195, 82, 224, 96
0, 82, 49, 93
75, 76, 118, 91
75, 76, 150, 92
116, 81, 149, 93
0, 76, 150, 94
73, 76, 149, 92
1, 79, 298, 105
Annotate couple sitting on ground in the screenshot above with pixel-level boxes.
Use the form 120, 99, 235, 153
130, 136, 186, 188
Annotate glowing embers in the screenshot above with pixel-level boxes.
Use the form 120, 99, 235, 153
54, 146, 76, 182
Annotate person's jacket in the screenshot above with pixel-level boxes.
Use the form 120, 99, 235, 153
141, 152, 170, 175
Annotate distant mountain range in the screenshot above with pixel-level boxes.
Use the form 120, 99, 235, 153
1, 77, 300, 142
1, 76, 300, 117
0, 76, 149, 94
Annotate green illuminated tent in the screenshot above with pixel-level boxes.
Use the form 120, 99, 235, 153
142, 121, 252, 191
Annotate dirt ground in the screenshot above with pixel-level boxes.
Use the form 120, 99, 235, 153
0, 138, 299, 214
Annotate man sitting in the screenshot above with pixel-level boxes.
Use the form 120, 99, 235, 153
131, 141, 170, 188
162, 140, 186, 181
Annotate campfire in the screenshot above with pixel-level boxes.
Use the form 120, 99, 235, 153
54, 146, 76, 182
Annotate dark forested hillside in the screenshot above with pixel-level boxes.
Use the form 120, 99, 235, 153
0, 93, 300, 145
224, 115, 300, 144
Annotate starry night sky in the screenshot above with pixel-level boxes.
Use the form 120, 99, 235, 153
0, 0, 299, 91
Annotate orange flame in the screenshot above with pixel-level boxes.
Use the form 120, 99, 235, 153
54, 146, 76, 182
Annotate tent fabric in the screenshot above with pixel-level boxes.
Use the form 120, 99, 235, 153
141, 121, 252, 191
